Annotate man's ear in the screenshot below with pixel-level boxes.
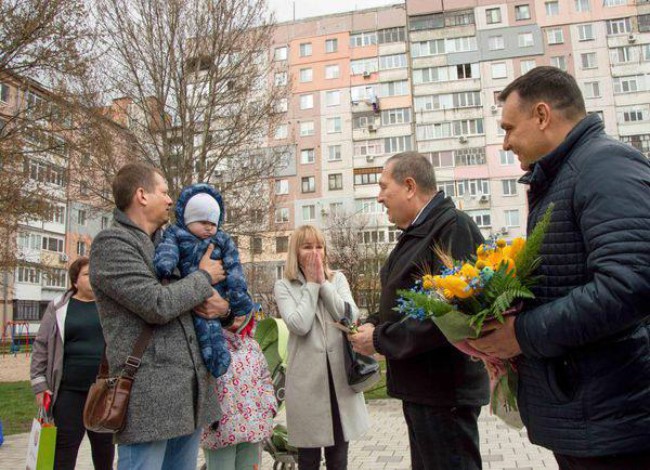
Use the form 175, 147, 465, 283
133, 187, 147, 207
534, 102, 551, 130
404, 177, 417, 197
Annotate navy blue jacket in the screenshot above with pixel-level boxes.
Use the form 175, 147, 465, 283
514, 114, 650, 456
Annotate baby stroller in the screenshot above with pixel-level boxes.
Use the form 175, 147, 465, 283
254, 317, 299, 470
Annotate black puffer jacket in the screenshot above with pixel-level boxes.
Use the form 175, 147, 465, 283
514, 114, 650, 456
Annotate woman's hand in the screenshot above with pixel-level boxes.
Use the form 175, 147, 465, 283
302, 251, 325, 284
35, 390, 51, 408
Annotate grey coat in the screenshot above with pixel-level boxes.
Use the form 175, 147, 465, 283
274, 272, 370, 448
89, 209, 220, 445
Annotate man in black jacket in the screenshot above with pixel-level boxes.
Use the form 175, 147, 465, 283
470, 67, 650, 469
349, 152, 489, 470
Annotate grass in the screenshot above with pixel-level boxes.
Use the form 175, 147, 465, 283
0, 381, 37, 436
364, 359, 388, 400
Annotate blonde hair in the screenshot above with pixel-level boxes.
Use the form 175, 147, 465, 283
284, 225, 334, 281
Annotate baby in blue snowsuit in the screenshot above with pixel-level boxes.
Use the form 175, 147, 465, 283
153, 184, 256, 378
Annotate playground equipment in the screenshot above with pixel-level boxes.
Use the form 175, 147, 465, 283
1, 321, 31, 356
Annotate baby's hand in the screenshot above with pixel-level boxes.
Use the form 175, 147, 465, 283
228, 315, 246, 332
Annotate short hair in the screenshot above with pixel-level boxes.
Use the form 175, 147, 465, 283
284, 225, 333, 282
498, 66, 586, 121
112, 162, 163, 211
385, 152, 437, 194
68, 256, 90, 293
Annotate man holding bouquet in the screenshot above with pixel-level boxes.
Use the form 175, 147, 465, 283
349, 152, 489, 470
470, 67, 650, 469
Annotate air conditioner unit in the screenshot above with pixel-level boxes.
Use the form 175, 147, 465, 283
59, 254, 69, 263
500, 227, 509, 235
490, 105, 499, 114
366, 155, 375, 162
362, 71, 372, 78
214, 170, 223, 177
628, 34, 636, 43
367, 124, 377, 132
458, 135, 468, 144
479, 194, 490, 202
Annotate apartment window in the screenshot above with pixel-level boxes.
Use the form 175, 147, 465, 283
455, 147, 486, 166
302, 205, 316, 221
327, 117, 342, 134
42, 236, 64, 253
101, 216, 110, 229
430, 152, 454, 168
274, 124, 288, 140
580, 52, 597, 69
613, 76, 640, 94
0, 83, 8, 103
545, 1, 559, 16
384, 136, 412, 153
356, 198, 384, 214
643, 44, 650, 61
603, 0, 626, 5
446, 36, 478, 53
622, 108, 646, 122
46, 204, 65, 224
505, 209, 521, 227
300, 148, 315, 164
414, 63, 482, 84
486, 8, 502, 24
575, 0, 590, 12
350, 31, 377, 47
499, 150, 515, 165
274, 72, 287, 86
299, 68, 313, 82
274, 208, 289, 223
328, 173, 343, 190
354, 171, 381, 185
77, 209, 87, 226
299, 121, 314, 136
76, 241, 86, 256
251, 237, 263, 254
328, 145, 342, 161
379, 54, 407, 70
274, 46, 288, 61
379, 80, 408, 97
329, 202, 344, 216
584, 81, 601, 98
301, 176, 315, 193
606, 18, 631, 35
502, 179, 518, 196
438, 181, 456, 196
518, 32, 534, 47
640, 14, 650, 33
325, 38, 338, 53
515, 4, 531, 20
44, 269, 67, 288
578, 24, 595, 41
551, 56, 567, 71
611, 46, 635, 64
17, 266, 41, 284
547, 28, 564, 44
354, 140, 383, 157
458, 179, 489, 197
275, 179, 289, 195
350, 58, 379, 75
18, 233, 42, 251
411, 39, 445, 57
521, 60, 536, 74
488, 36, 505, 51
326, 90, 341, 107
276, 236, 289, 253
299, 42, 312, 57
300, 94, 314, 110
325, 64, 340, 79
467, 210, 491, 228
491, 63, 507, 79
381, 108, 411, 126
275, 265, 285, 280
274, 98, 288, 113
378, 27, 405, 44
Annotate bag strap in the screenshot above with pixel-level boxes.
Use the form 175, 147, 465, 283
97, 323, 154, 380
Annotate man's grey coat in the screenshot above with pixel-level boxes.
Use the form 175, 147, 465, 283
89, 209, 220, 445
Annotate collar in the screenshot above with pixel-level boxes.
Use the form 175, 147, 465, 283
399, 195, 456, 240
113, 209, 163, 243
410, 191, 445, 228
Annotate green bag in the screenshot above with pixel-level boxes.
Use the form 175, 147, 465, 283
25, 415, 57, 470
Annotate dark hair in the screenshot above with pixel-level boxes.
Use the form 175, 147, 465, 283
385, 152, 437, 194
112, 162, 163, 211
68, 256, 90, 293
498, 66, 586, 121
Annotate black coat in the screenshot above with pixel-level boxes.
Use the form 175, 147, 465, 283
367, 196, 489, 407
514, 114, 650, 456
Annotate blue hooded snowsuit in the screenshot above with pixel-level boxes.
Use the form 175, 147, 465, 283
153, 184, 256, 378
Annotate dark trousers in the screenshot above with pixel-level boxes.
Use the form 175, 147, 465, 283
52, 389, 115, 470
402, 401, 482, 470
298, 363, 349, 470
554, 450, 650, 470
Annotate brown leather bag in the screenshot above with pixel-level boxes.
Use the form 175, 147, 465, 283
83, 325, 153, 433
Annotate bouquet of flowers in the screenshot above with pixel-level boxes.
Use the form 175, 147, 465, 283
395, 205, 553, 428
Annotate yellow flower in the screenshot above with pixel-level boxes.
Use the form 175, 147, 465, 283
460, 263, 480, 280
510, 237, 526, 261
496, 238, 507, 248
422, 275, 435, 290
477, 245, 489, 259
499, 257, 516, 275
443, 289, 454, 300
475, 259, 486, 270
437, 275, 474, 299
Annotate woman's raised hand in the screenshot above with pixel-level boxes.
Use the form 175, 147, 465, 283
302, 251, 325, 284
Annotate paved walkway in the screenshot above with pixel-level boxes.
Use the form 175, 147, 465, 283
0, 399, 557, 469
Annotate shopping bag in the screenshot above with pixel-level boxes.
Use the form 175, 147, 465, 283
25, 405, 57, 470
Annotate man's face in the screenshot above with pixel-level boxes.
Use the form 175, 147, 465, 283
146, 173, 173, 227
501, 91, 551, 171
377, 163, 410, 229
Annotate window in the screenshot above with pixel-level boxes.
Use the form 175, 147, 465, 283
491, 63, 507, 79
547, 28, 564, 44
42, 236, 64, 253
354, 140, 383, 157
350, 58, 378, 75
379, 80, 409, 97
299, 68, 313, 82
46, 204, 65, 224
384, 136, 412, 153
326, 117, 341, 134
455, 147, 486, 166
328, 173, 343, 190
44, 269, 66, 288
521, 60, 536, 74
499, 150, 515, 165
621, 108, 647, 122
274, 98, 288, 113
413, 63, 480, 84
275, 179, 289, 195
603, 0, 625, 5
276, 236, 289, 253
438, 180, 456, 196
299, 42, 312, 57
578, 24, 594, 41
350, 31, 377, 47
518, 32, 534, 47
358, 230, 385, 245
381, 108, 411, 126
575, 0, 590, 12
300, 94, 313, 109
614, 76, 642, 94
606, 18, 631, 35
276, 265, 285, 280
515, 4, 531, 20
301, 176, 315, 193
326, 90, 341, 107
457, 179, 490, 197
641, 14, 650, 33
467, 210, 491, 228
388, 228, 401, 243
378, 27, 405, 44
580, 52, 597, 69
77, 209, 87, 226
325, 39, 338, 53
545, 1, 559, 16
17, 233, 42, 251
505, 209, 520, 227
551, 56, 567, 71
502, 179, 518, 196
584, 81, 601, 98
325, 64, 340, 79
17, 266, 41, 284
379, 54, 407, 70
328, 145, 342, 161
101, 216, 110, 229
274, 124, 288, 140
77, 240, 86, 256
302, 205, 316, 221
356, 198, 384, 213
274, 208, 289, 223
0, 83, 8, 103
252, 237, 263, 254
610, 46, 637, 64
486, 8, 502, 24
446, 36, 478, 53
488, 36, 505, 50
354, 170, 381, 185
329, 202, 343, 216
300, 148, 315, 164
274, 72, 287, 86
299, 121, 314, 136
411, 39, 445, 57
274, 46, 288, 61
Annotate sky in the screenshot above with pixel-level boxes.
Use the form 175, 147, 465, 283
267, 0, 404, 22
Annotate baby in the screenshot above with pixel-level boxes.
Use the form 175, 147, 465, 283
154, 183, 257, 378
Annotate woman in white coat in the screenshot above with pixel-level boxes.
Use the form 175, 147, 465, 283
274, 225, 369, 470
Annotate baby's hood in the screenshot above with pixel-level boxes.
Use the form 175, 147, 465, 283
175, 183, 225, 231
